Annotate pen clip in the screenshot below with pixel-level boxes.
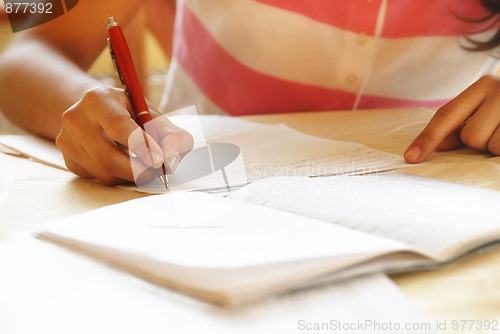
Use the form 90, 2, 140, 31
107, 38, 128, 93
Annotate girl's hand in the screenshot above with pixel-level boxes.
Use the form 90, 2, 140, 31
55, 86, 193, 185
405, 75, 500, 163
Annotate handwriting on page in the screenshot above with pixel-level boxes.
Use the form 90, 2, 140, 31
212, 125, 409, 181
248, 146, 403, 178
141, 125, 410, 193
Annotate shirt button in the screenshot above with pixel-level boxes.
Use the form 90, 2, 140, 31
356, 33, 367, 46
346, 74, 359, 85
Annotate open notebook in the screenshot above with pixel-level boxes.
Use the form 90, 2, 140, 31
37, 173, 500, 306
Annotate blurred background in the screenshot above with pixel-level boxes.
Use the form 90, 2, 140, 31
0, 3, 170, 107
0, 3, 171, 133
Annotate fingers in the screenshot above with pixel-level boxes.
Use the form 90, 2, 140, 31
56, 122, 137, 185
434, 127, 463, 152
57, 86, 194, 186
487, 126, 500, 155
459, 96, 500, 151
100, 113, 165, 170
405, 75, 500, 163
57, 87, 152, 185
143, 115, 194, 173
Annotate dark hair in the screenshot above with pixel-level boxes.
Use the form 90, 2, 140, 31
463, 0, 500, 52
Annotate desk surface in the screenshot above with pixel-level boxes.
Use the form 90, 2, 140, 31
2, 108, 500, 322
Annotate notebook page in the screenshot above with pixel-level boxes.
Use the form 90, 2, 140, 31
231, 174, 500, 261
37, 192, 411, 268
211, 124, 410, 180
0, 135, 67, 170
140, 124, 413, 193
36, 191, 420, 305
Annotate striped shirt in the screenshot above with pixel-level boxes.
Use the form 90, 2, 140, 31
160, 0, 500, 116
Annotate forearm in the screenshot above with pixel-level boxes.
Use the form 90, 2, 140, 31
0, 39, 103, 140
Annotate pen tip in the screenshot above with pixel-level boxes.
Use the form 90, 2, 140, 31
159, 174, 169, 190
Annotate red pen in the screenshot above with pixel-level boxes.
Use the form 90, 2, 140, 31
106, 16, 168, 189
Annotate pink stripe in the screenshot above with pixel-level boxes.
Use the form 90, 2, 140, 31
256, 0, 493, 37
175, 5, 449, 116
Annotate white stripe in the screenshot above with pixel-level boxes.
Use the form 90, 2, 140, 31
183, 0, 368, 93
367, 32, 499, 100
179, 0, 499, 102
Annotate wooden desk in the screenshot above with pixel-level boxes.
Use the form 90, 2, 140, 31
2, 108, 500, 323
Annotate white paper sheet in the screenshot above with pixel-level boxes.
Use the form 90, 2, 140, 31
0, 115, 412, 194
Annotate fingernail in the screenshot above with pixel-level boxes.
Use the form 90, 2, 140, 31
149, 151, 164, 169
404, 146, 421, 162
166, 153, 181, 173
